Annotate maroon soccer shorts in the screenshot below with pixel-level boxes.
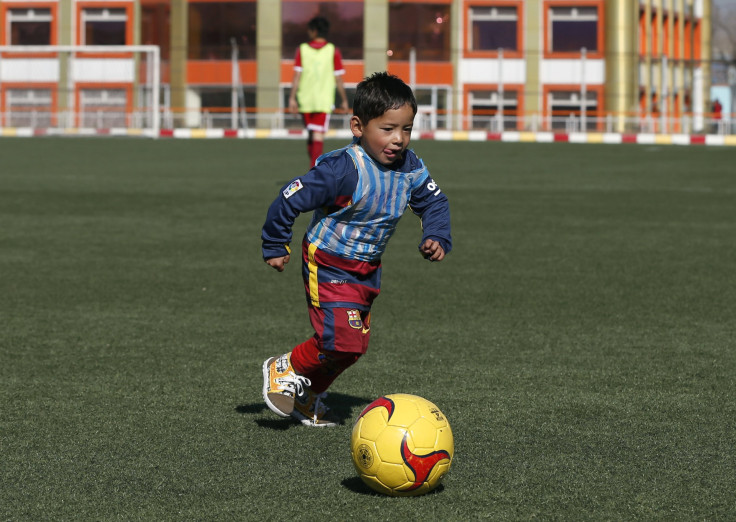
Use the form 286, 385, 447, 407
308, 304, 371, 354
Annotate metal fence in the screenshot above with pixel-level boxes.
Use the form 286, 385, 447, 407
2, 108, 734, 136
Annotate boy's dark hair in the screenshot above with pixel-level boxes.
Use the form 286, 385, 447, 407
308, 16, 330, 38
352, 72, 417, 124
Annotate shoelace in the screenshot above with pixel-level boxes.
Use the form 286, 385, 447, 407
312, 392, 328, 423
277, 372, 311, 396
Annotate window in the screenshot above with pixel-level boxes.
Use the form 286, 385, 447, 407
188, 2, 256, 60
6, 88, 53, 127
8, 8, 52, 45
282, 2, 363, 60
548, 6, 598, 53
190, 86, 256, 128
468, 5, 518, 52
141, 1, 170, 60
79, 88, 127, 127
82, 8, 127, 45
548, 90, 597, 131
388, 2, 450, 61
469, 89, 518, 130
198, 87, 255, 111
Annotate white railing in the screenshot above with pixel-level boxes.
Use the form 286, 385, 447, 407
0, 109, 734, 136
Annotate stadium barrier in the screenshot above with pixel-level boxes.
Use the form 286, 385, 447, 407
2, 125, 735, 146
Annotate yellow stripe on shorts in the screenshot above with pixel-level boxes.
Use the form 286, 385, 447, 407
307, 242, 320, 307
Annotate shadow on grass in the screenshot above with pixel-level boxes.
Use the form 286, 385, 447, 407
235, 392, 372, 429
341, 477, 446, 496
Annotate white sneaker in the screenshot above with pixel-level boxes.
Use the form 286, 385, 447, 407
291, 387, 339, 428
262, 352, 311, 417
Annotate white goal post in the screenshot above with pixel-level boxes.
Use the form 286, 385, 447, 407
0, 45, 160, 137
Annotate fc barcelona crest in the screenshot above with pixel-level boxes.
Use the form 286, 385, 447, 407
347, 309, 363, 329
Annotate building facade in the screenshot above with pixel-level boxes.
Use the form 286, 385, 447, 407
0, 0, 715, 133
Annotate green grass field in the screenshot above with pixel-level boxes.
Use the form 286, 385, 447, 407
1, 137, 735, 519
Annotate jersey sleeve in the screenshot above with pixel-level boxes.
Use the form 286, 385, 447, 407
407, 155, 452, 256
261, 155, 358, 259
293, 46, 302, 71
334, 47, 345, 76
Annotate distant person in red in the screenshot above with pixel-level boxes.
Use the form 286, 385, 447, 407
288, 16, 349, 167
712, 99, 723, 133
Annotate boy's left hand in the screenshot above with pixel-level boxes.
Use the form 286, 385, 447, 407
420, 239, 446, 262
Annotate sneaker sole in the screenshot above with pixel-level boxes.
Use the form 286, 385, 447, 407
290, 408, 338, 428
262, 357, 294, 417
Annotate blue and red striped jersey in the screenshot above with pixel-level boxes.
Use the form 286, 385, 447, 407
261, 141, 452, 262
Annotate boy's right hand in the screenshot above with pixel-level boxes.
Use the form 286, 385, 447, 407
288, 97, 299, 113
266, 255, 290, 272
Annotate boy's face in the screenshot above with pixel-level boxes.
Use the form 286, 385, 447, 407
350, 103, 415, 167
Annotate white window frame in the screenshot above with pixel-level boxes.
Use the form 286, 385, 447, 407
469, 89, 518, 130
79, 87, 128, 128
80, 88, 127, 108
80, 7, 128, 45
468, 5, 518, 51
548, 6, 598, 52
7, 8, 52, 45
548, 90, 598, 130
6, 88, 53, 127
7, 88, 52, 106
549, 89, 596, 105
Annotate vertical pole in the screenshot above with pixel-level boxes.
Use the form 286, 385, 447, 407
661, 55, 668, 132
255, 0, 281, 129
170, 0, 188, 128
676, 0, 685, 131
700, 0, 712, 129
364, 0, 388, 77
231, 38, 238, 129
152, 46, 160, 137
450, 0, 463, 130
497, 47, 504, 131
58, 0, 72, 127
409, 47, 416, 90
644, 0, 652, 116
581, 47, 587, 131
604, 0, 637, 133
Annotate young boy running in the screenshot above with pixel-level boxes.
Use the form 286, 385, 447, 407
261, 72, 452, 427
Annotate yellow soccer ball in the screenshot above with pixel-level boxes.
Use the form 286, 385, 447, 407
350, 393, 454, 496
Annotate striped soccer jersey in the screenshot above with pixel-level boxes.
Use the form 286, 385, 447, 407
261, 140, 451, 308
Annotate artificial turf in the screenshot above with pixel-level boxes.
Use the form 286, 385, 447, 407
1, 137, 734, 519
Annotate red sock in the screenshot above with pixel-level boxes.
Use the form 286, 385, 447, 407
290, 336, 360, 394
291, 336, 321, 375
309, 140, 324, 167
306, 140, 314, 164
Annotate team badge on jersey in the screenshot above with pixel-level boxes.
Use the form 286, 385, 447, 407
347, 309, 363, 329
283, 179, 303, 199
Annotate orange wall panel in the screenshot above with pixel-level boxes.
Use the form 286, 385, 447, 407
387, 62, 453, 85
188, 61, 257, 85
